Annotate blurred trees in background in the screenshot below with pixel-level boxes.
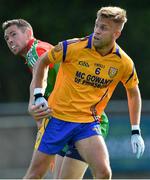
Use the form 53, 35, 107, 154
0, 0, 150, 102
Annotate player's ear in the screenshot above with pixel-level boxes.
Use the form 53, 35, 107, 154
26, 28, 33, 39
114, 31, 121, 40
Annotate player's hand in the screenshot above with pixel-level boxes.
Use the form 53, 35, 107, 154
131, 126, 145, 159
29, 88, 52, 121
34, 96, 48, 107
33, 88, 48, 108
28, 103, 52, 121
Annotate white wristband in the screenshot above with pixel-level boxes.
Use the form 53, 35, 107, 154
33, 88, 44, 95
131, 125, 140, 130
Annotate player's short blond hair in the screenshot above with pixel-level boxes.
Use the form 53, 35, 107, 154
2, 19, 33, 35
97, 6, 127, 30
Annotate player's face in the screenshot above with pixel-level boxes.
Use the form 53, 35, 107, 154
4, 25, 30, 55
93, 17, 120, 49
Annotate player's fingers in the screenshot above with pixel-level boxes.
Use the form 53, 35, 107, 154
141, 140, 145, 155
39, 104, 50, 111
32, 103, 43, 110
136, 144, 141, 159
35, 109, 52, 117
30, 107, 52, 117
136, 141, 144, 159
33, 111, 52, 120
35, 105, 52, 113
132, 142, 137, 154
138, 142, 145, 158
28, 104, 43, 115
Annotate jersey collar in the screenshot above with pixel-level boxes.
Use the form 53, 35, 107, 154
21, 38, 35, 57
26, 38, 35, 52
86, 34, 121, 58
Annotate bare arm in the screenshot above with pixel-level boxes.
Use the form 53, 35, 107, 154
28, 68, 36, 109
32, 52, 50, 89
29, 56, 48, 108
126, 85, 142, 126
127, 85, 144, 159
28, 52, 51, 125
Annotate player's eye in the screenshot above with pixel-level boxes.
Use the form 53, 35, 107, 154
12, 32, 17, 37
100, 25, 106, 31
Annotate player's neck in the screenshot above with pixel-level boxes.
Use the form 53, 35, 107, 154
95, 42, 115, 56
21, 38, 35, 56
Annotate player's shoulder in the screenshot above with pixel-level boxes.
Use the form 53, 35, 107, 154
25, 39, 53, 67
63, 35, 90, 52
58, 35, 88, 47
36, 40, 54, 51
52, 35, 89, 55
69, 35, 88, 45
67, 36, 88, 45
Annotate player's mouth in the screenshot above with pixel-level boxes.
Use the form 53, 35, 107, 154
11, 45, 16, 50
10, 45, 18, 54
93, 36, 100, 41
10, 45, 18, 52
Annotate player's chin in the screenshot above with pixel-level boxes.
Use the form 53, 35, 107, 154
11, 49, 19, 55
93, 39, 101, 47
15, 51, 21, 55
